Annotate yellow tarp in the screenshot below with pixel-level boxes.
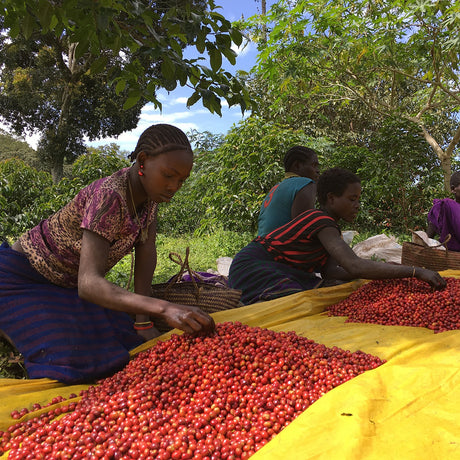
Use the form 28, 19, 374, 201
1, 273, 459, 459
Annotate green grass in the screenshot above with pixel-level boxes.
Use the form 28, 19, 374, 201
106, 230, 254, 287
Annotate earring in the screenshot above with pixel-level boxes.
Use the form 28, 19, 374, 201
138, 164, 144, 176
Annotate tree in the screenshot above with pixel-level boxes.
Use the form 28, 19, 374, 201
0, 131, 42, 169
319, 119, 448, 233
0, 0, 255, 182
247, 0, 460, 191
0, 28, 144, 182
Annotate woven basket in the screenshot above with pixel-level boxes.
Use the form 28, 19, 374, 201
401, 234, 460, 271
151, 248, 242, 332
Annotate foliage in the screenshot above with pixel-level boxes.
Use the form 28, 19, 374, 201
0, 337, 26, 379
246, 0, 460, 190
0, 145, 129, 240
0, 23, 144, 182
318, 119, 449, 234
157, 130, 225, 236
0, 158, 54, 239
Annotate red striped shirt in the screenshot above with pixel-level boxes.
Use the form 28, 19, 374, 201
254, 209, 339, 272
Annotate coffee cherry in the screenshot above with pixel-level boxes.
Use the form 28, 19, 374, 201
328, 277, 460, 333
1, 322, 385, 459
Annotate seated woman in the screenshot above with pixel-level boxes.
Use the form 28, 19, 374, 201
427, 171, 460, 251
229, 168, 446, 305
257, 145, 320, 237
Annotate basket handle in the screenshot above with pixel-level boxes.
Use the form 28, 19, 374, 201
167, 247, 202, 297
410, 230, 451, 250
441, 233, 452, 250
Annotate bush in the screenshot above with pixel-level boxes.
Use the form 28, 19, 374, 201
0, 146, 130, 240
0, 159, 54, 239
169, 118, 332, 235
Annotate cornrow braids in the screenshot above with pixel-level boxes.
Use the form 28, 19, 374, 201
283, 145, 318, 172
129, 124, 193, 161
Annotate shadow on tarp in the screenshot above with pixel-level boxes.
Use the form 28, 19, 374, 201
1, 273, 459, 459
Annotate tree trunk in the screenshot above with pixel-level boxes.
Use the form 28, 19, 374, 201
418, 123, 453, 193
50, 162, 64, 184
439, 155, 452, 193
47, 43, 77, 184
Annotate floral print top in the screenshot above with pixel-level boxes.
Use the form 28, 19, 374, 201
20, 168, 157, 288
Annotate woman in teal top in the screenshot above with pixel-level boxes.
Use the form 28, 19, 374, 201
257, 146, 320, 236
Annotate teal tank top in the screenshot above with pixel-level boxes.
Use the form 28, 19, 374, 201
257, 176, 313, 237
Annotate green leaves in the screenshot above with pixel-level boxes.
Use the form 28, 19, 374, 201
0, 0, 255, 116
246, 0, 459, 189
161, 55, 176, 80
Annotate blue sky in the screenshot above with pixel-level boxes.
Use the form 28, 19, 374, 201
87, 0, 276, 152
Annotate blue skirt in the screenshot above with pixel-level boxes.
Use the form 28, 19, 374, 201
228, 242, 323, 305
0, 242, 144, 383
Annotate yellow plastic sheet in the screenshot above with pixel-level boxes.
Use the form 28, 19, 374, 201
1, 273, 459, 459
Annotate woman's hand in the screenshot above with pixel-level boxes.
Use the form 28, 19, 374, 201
415, 268, 447, 290
162, 303, 216, 335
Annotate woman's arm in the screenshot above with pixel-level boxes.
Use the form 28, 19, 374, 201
132, 222, 162, 339
291, 183, 317, 219
133, 220, 157, 297
317, 227, 446, 289
78, 229, 215, 334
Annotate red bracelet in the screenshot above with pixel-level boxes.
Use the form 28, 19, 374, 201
134, 322, 153, 330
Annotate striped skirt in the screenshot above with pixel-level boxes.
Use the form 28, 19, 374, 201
228, 242, 322, 305
0, 242, 144, 383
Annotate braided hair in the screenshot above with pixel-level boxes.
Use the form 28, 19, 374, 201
283, 145, 318, 172
317, 168, 361, 206
129, 124, 193, 161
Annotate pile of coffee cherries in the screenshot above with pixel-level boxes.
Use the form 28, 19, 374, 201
1, 322, 385, 459
328, 277, 460, 333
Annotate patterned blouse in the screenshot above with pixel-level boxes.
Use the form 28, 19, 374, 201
254, 209, 339, 272
20, 168, 157, 288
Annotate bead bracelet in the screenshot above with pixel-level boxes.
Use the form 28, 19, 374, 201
134, 321, 153, 330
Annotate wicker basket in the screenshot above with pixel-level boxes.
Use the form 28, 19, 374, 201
401, 234, 460, 271
151, 248, 242, 332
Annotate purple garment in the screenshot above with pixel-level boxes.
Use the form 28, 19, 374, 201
427, 198, 460, 251
176, 271, 229, 288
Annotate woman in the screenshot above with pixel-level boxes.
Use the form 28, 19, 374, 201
0, 124, 214, 383
257, 145, 320, 237
427, 171, 460, 251
230, 168, 446, 305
